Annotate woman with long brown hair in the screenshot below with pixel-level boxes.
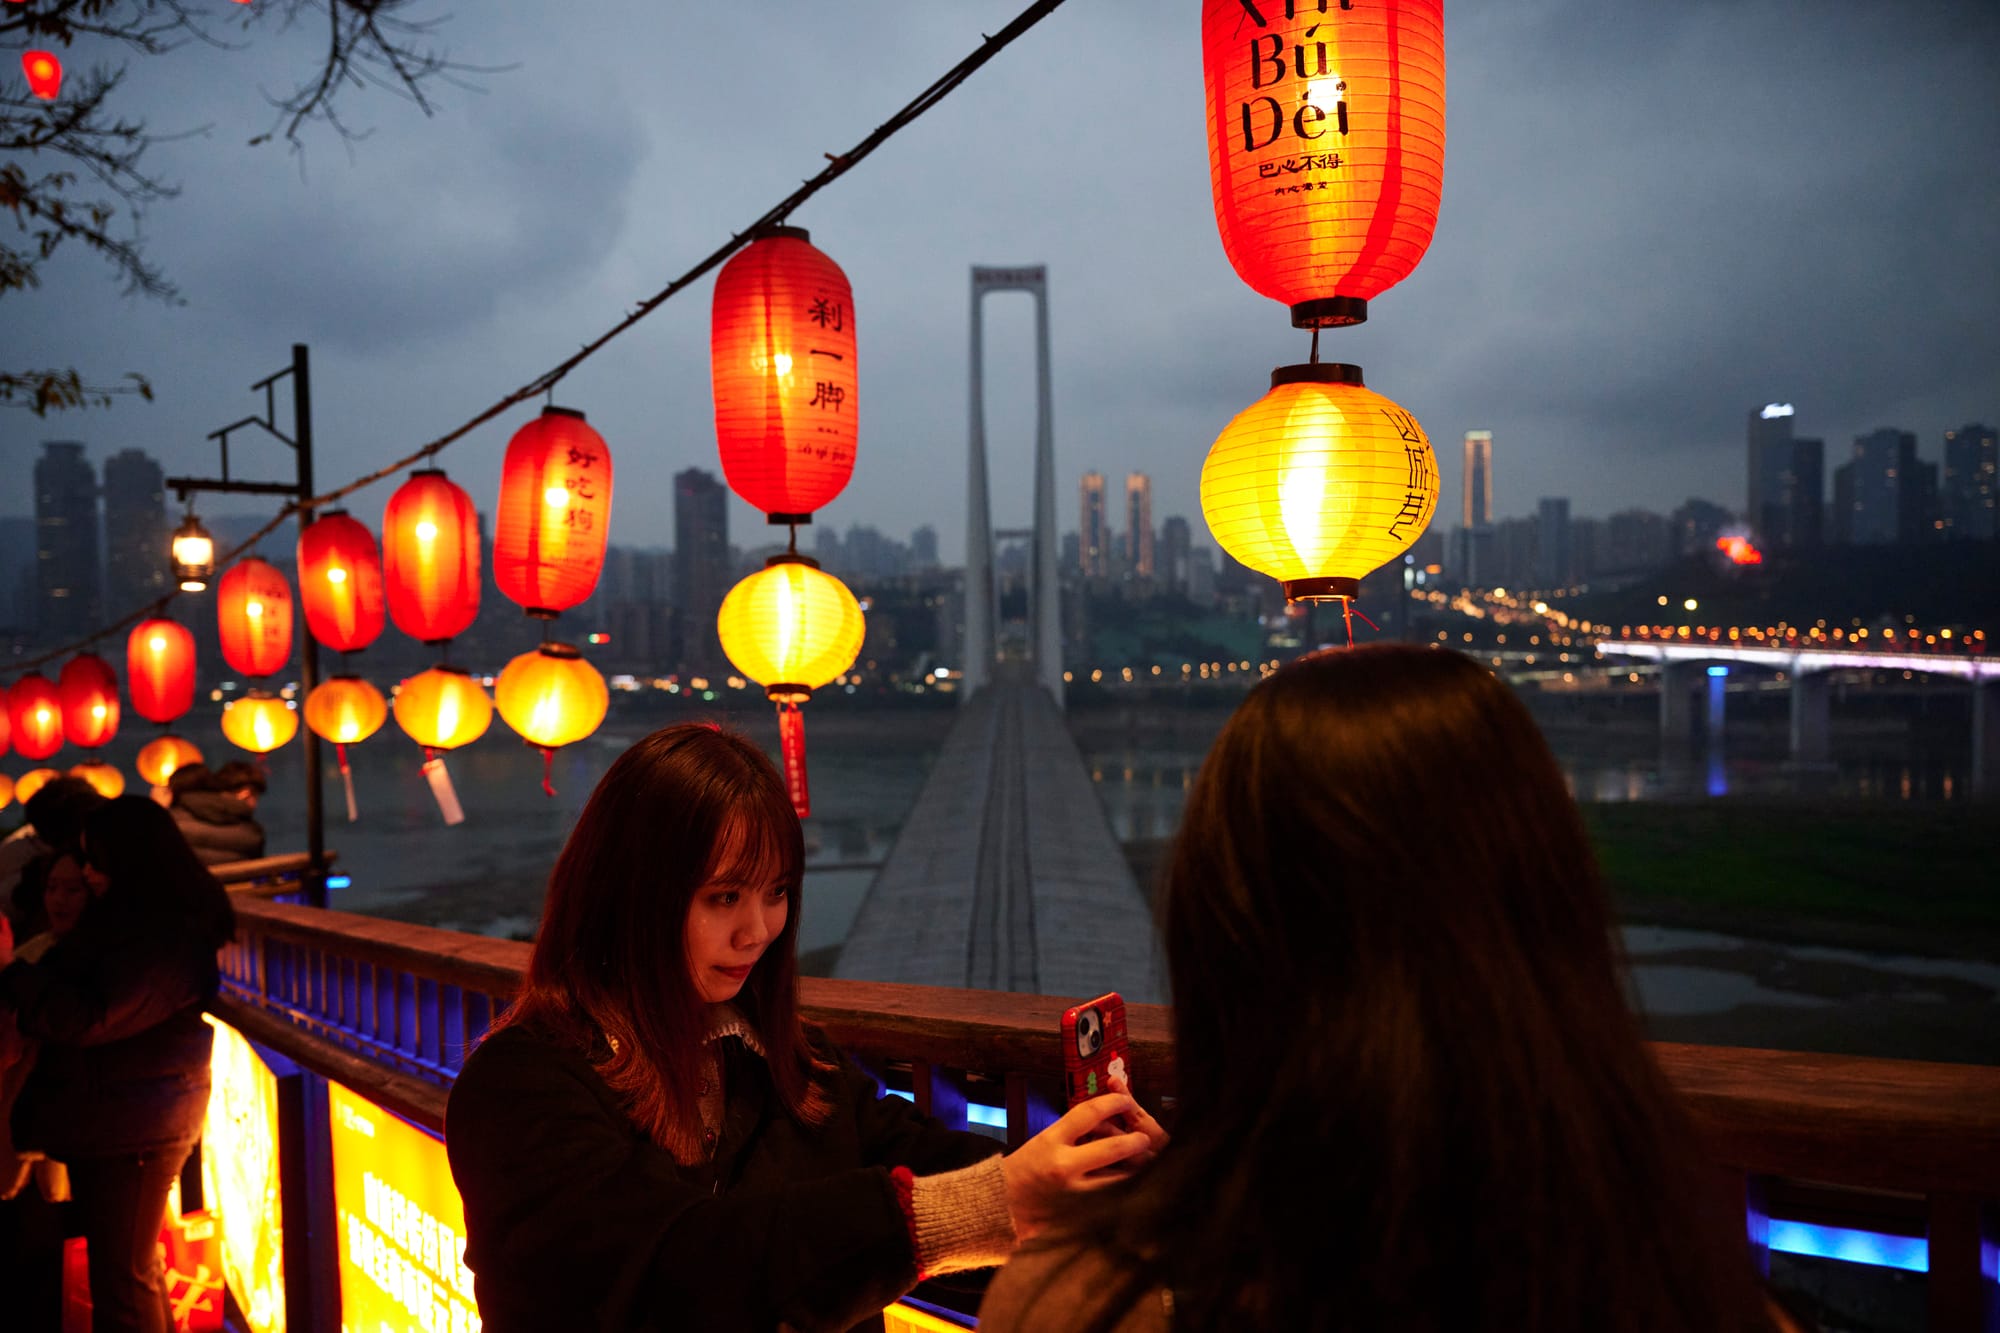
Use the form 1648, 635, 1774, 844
446, 723, 1164, 1332
981, 645, 1787, 1333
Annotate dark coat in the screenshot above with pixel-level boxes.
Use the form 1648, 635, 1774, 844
445, 1021, 1002, 1333
171, 790, 266, 866
0, 911, 218, 1159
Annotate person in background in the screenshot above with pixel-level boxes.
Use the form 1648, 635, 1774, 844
446, 724, 1165, 1332
980, 646, 1789, 1333
2, 777, 110, 928
0, 797, 235, 1333
168, 761, 268, 866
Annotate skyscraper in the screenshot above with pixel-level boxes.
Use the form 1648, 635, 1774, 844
1158, 515, 1191, 595
34, 441, 100, 640
1835, 428, 1922, 546
910, 524, 940, 569
1535, 497, 1571, 587
1746, 403, 1795, 543
1942, 422, 1998, 541
1786, 437, 1825, 549
102, 448, 170, 617
673, 468, 730, 674
1462, 431, 1493, 528
1124, 472, 1154, 578
1079, 472, 1109, 577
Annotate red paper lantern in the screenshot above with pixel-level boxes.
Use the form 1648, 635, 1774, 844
711, 226, 858, 522
22, 51, 61, 101
298, 511, 387, 654
216, 558, 295, 678
493, 408, 613, 618
383, 470, 482, 645
1202, 0, 1446, 327
0, 690, 10, 758
128, 618, 197, 724
58, 654, 120, 749
9, 674, 64, 761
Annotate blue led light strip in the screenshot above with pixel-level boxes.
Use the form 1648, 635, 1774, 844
1768, 1221, 1928, 1273
883, 1088, 1009, 1130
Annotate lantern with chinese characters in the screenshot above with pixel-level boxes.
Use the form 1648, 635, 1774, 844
383, 470, 481, 646
9, 674, 64, 761
15, 768, 62, 806
137, 734, 204, 789
1202, 0, 1446, 328
58, 654, 120, 749
392, 666, 492, 826
221, 693, 298, 755
217, 559, 294, 678
22, 50, 61, 101
298, 512, 387, 655
711, 227, 859, 522
306, 676, 389, 822
494, 408, 614, 619
716, 556, 866, 817
495, 644, 608, 795
69, 762, 126, 799
128, 619, 196, 724
1200, 363, 1437, 610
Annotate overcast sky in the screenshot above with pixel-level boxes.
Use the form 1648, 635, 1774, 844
5, 0, 1997, 565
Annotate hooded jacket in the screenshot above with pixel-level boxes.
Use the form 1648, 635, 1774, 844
171, 789, 266, 866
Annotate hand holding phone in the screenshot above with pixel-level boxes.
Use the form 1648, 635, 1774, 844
1061, 992, 1132, 1109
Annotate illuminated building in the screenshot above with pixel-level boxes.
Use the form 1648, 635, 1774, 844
1079, 471, 1109, 578
1124, 472, 1154, 579
34, 441, 101, 640
1746, 403, 1794, 545
1943, 422, 1997, 541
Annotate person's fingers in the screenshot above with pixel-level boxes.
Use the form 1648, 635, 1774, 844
1065, 1129, 1155, 1176
1055, 1093, 1139, 1141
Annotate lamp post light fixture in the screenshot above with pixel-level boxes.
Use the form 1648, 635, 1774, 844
171, 514, 217, 591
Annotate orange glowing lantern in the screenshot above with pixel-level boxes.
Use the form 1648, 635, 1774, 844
22, 51, 61, 101
9, 674, 64, 761
494, 408, 614, 618
137, 734, 204, 788
392, 667, 492, 753
306, 675, 389, 822
217, 559, 295, 678
383, 471, 482, 645
221, 693, 298, 755
127, 618, 197, 724
298, 511, 387, 655
15, 768, 62, 806
717, 556, 866, 816
1199, 363, 1438, 604
69, 762, 126, 799
495, 644, 609, 794
0, 773, 11, 812
1202, 0, 1446, 327
58, 654, 120, 749
0, 693, 9, 757
711, 227, 859, 522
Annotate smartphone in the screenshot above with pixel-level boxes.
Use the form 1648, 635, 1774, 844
1060, 992, 1132, 1109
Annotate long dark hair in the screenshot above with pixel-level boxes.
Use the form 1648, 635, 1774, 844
1052, 646, 1773, 1332
491, 723, 834, 1162
79, 795, 235, 950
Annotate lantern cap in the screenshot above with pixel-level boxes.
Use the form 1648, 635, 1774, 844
523, 607, 560, 621
1281, 576, 1362, 603
535, 642, 584, 662
1289, 297, 1369, 330
762, 553, 822, 571
765, 683, 811, 704
765, 512, 815, 526
1271, 363, 1365, 388
540, 405, 587, 422
755, 224, 811, 243
410, 466, 449, 479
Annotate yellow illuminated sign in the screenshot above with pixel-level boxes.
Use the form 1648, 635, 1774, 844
202, 1017, 287, 1333
885, 1303, 974, 1333
327, 1081, 482, 1333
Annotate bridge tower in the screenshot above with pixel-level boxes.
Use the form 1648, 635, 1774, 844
964, 265, 1063, 707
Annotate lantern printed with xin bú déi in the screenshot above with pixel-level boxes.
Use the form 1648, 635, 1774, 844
222, 693, 299, 755
494, 408, 614, 618
137, 734, 204, 789
58, 654, 120, 749
217, 559, 295, 678
712, 227, 859, 522
128, 619, 197, 724
1200, 364, 1438, 603
9, 674, 64, 761
1202, 0, 1445, 327
383, 471, 482, 645
496, 644, 609, 795
299, 512, 388, 654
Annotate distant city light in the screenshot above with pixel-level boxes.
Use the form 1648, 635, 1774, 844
587, 632, 609, 644
1759, 403, 1795, 419
325, 875, 352, 890
1715, 535, 1763, 566
1684, 599, 1699, 611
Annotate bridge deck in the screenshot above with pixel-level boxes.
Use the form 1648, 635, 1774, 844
835, 680, 1162, 1003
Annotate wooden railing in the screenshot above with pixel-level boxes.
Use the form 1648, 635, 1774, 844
219, 896, 2000, 1332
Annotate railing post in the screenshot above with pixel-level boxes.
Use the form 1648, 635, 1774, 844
1927, 1193, 1998, 1333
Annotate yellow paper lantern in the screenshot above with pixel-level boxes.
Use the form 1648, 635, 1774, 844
0, 772, 13, 811
68, 761, 126, 799
222, 693, 300, 755
136, 734, 205, 788
305, 676, 389, 747
495, 644, 609, 795
1200, 363, 1438, 602
15, 767, 63, 806
717, 558, 866, 703
392, 666, 493, 752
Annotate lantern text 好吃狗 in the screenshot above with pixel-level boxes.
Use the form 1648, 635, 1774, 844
711, 227, 859, 523
383, 471, 482, 646
1202, 0, 1445, 328
58, 654, 121, 749
217, 559, 296, 679
494, 408, 614, 618
299, 512, 388, 655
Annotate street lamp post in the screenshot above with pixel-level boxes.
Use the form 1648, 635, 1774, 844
167, 344, 329, 908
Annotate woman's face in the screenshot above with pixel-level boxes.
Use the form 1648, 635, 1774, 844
683, 824, 790, 1006
44, 856, 90, 936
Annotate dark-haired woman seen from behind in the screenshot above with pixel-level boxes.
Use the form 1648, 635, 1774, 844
0, 796, 235, 1333
981, 645, 1790, 1333
447, 723, 1164, 1333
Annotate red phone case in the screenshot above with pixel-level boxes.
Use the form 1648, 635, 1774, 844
1060, 992, 1131, 1107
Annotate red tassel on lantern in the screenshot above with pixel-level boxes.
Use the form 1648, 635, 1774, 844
1202, 0, 1446, 328
57, 655, 120, 749
216, 559, 295, 678
298, 511, 387, 654
493, 408, 614, 618
382, 470, 482, 646
711, 226, 859, 523
128, 619, 197, 724
778, 702, 810, 818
